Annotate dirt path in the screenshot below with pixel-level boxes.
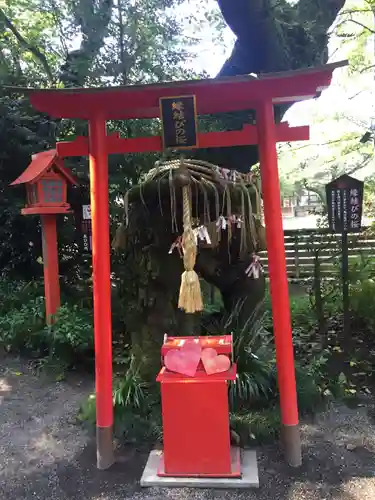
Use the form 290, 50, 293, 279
1, 354, 375, 500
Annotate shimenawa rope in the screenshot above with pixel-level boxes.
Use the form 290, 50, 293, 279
177, 184, 203, 313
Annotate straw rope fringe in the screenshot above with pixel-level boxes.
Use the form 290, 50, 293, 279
117, 158, 262, 256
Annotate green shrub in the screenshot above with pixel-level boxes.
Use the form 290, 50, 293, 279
80, 350, 162, 443
230, 350, 276, 411
79, 393, 97, 425
113, 349, 160, 442
289, 294, 316, 331
0, 296, 45, 351
215, 298, 327, 416
0, 290, 94, 373
114, 406, 162, 443
295, 363, 324, 414
350, 278, 375, 330
112, 352, 148, 410
35, 304, 94, 377
216, 301, 277, 411
263, 289, 316, 331
325, 253, 375, 322
80, 391, 162, 443
0, 281, 44, 316
46, 304, 94, 353
348, 253, 375, 283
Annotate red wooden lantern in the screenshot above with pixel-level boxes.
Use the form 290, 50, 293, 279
11, 149, 78, 324
11, 149, 77, 215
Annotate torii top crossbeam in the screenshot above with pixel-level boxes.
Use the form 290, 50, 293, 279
13, 61, 346, 120
10, 60, 347, 471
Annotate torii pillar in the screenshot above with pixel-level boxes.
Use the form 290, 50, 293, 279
257, 100, 300, 465
88, 116, 114, 469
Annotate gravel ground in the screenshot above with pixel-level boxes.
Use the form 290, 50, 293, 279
1, 354, 375, 500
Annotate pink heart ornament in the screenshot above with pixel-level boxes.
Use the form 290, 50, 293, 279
164, 342, 201, 377
201, 348, 231, 375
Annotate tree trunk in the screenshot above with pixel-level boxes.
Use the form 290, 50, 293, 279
59, 0, 113, 87
218, 0, 346, 76
213, 0, 346, 172
196, 248, 266, 329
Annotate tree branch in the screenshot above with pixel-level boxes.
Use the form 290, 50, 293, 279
117, 0, 127, 85
49, 0, 69, 55
285, 138, 349, 152
346, 156, 373, 176
0, 8, 54, 82
301, 181, 327, 204
296, 0, 346, 22
361, 64, 375, 73
345, 18, 375, 34
59, 0, 113, 86
339, 8, 373, 16
349, 90, 366, 99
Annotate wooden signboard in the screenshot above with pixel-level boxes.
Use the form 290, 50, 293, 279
325, 174, 364, 337
326, 174, 364, 233
81, 204, 92, 253
159, 95, 198, 150
72, 186, 92, 255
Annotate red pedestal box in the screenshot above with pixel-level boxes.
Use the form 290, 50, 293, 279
157, 335, 239, 478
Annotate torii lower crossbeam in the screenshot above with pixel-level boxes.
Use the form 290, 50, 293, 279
56, 123, 309, 157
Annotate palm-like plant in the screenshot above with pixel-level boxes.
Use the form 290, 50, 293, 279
202, 298, 277, 410
228, 300, 277, 411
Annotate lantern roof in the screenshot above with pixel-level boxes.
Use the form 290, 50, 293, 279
4, 61, 347, 120
11, 149, 78, 186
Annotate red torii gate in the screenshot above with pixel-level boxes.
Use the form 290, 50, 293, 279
16, 60, 346, 470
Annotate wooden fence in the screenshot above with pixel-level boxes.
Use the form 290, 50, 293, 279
258, 227, 375, 280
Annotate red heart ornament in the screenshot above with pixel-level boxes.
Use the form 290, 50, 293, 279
201, 348, 231, 375
164, 342, 201, 377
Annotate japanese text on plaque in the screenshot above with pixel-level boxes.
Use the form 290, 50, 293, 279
325, 174, 364, 234
172, 101, 187, 146
349, 188, 360, 230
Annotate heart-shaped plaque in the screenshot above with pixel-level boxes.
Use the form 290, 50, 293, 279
164, 341, 202, 377
201, 347, 231, 375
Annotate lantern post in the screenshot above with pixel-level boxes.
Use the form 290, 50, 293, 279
10, 150, 78, 325
41, 214, 60, 324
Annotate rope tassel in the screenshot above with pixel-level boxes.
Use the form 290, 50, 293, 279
178, 185, 203, 313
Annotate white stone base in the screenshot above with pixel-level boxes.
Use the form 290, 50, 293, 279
140, 448, 259, 489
